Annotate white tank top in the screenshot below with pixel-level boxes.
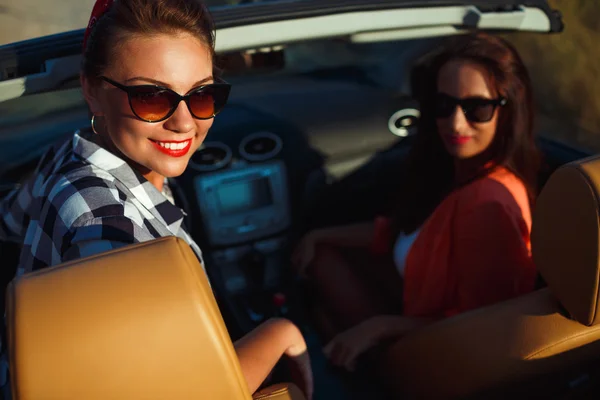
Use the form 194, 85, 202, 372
393, 228, 421, 278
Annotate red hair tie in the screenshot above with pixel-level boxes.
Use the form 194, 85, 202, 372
83, 0, 115, 50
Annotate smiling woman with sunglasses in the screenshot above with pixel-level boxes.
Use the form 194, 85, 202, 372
293, 33, 541, 371
0, 0, 313, 397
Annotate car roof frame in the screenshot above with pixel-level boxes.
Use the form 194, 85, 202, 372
0, 0, 563, 103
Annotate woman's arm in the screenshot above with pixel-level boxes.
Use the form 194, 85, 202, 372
369, 315, 433, 339
0, 182, 33, 243
310, 221, 376, 248
292, 221, 376, 275
323, 315, 432, 371
61, 216, 154, 258
234, 318, 312, 399
451, 201, 535, 314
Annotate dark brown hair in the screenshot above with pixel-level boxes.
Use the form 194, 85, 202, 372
82, 0, 216, 79
391, 32, 540, 236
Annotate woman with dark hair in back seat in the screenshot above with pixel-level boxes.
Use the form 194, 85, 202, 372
0, 0, 312, 397
292, 32, 540, 371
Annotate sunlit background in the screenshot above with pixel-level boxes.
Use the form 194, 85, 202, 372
508, 0, 600, 151
0, 0, 598, 151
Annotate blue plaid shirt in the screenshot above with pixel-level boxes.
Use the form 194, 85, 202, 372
0, 131, 203, 275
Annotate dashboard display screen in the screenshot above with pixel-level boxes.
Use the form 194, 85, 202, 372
216, 177, 273, 216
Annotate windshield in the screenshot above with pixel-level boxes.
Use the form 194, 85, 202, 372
0, 0, 282, 46
1, 0, 598, 158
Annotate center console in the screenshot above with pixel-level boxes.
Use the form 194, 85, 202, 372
194, 160, 290, 247
193, 159, 293, 327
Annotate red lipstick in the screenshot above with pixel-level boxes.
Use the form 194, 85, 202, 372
447, 136, 472, 145
150, 139, 192, 158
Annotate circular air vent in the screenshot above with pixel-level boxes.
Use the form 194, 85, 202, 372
388, 108, 420, 138
239, 131, 283, 162
189, 141, 232, 172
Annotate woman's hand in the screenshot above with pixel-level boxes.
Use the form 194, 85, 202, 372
323, 319, 382, 372
323, 316, 424, 371
291, 231, 321, 277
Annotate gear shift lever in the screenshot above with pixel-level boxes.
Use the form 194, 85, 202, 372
242, 249, 267, 291
240, 249, 268, 323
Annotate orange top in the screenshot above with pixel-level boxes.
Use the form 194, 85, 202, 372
400, 167, 536, 318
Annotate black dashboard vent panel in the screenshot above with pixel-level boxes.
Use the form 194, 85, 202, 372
189, 141, 232, 172
239, 131, 283, 162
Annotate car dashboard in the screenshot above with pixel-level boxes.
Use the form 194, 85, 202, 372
171, 74, 417, 334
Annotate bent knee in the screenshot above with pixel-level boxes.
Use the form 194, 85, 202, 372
308, 244, 346, 280
314, 243, 343, 261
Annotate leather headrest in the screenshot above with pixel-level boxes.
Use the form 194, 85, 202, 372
532, 156, 600, 326
7, 237, 252, 399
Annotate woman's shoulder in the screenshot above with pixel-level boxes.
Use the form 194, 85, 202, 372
456, 167, 531, 223
458, 167, 526, 200
39, 160, 131, 228
37, 132, 117, 196
32, 132, 149, 231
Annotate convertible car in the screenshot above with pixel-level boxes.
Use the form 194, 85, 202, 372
2, 0, 600, 398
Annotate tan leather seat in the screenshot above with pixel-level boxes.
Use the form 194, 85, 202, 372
379, 156, 600, 399
6, 236, 304, 400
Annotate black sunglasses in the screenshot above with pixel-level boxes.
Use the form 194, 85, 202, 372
100, 76, 231, 123
435, 93, 507, 123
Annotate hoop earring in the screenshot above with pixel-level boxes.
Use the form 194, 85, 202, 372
91, 115, 99, 134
